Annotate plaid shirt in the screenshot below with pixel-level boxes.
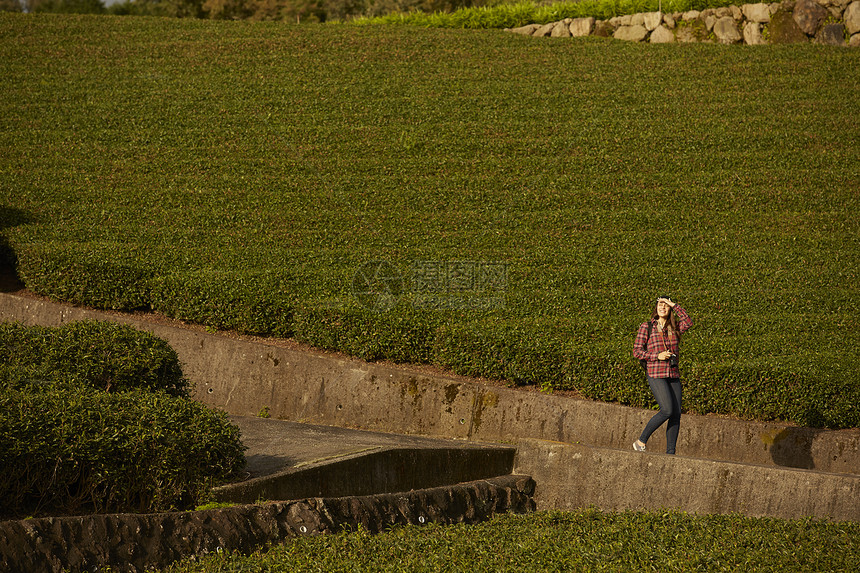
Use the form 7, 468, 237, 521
633, 305, 692, 379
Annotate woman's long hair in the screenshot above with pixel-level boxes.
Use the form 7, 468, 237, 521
651, 302, 680, 337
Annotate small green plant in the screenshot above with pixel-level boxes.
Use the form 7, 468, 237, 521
258, 406, 271, 418
194, 501, 239, 511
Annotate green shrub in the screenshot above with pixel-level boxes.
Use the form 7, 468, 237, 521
293, 301, 438, 363
0, 383, 246, 518
151, 270, 296, 338
432, 319, 568, 387
0, 320, 189, 396
560, 343, 652, 407
164, 509, 860, 572
14, 242, 158, 311
0, 321, 245, 518
683, 359, 859, 430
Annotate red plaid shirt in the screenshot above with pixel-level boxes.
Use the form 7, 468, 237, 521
633, 305, 692, 379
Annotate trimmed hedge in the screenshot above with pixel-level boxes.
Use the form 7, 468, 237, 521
0, 319, 189, 396
432, 319, 569, 387
150, 269, 296, 338
292, 302, 438, 364
0, 320, 246, 518
14, 241, 158, 311
0, 383, 246, 518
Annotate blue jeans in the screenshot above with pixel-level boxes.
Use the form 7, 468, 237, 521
639, 377, 682, 455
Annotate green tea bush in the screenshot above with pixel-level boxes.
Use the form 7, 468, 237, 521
151, 270, 296, 338
432, 319, 569, 387
0, 320, 245, 517
0, 383, 246, 518
293, 302, 438, 363
0, 320, 189, 396
15, 241, 157, 311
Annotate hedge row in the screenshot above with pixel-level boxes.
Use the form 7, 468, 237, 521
0, 320, 246, 518
151, 269, 296, 338
11, 246, 860, 430
13, 242, 158, 311
13, 244, 297, 337
166, 509, 860, 572
0, 319, 188, 396
0, 383, 246, 517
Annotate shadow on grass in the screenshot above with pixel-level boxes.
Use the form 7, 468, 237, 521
0, 205, 33, 293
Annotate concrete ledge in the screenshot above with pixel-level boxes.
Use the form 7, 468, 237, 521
1, 291, 856, 476
214, 445, 517, 505
514, 438, 860, 521
0, 475, 536, 573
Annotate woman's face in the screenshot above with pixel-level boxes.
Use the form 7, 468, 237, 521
656, 300, 671, 318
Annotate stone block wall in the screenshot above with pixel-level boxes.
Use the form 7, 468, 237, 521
0, 475, 536, 573
508, 0, 860, 46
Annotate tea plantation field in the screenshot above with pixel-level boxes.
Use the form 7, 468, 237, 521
163, 509, 860, 572
1, 13, 858, 428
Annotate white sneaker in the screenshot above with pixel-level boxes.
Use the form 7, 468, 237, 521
633, 440, 646, 452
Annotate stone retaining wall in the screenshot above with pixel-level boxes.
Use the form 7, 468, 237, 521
0, 475, 536, 573
508, 0, 860, 46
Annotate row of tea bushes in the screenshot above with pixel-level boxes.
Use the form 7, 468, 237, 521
11, 244, 860, 430
0, 319, 188, 396
166, 508, 860, 572
0, 320, 246, 518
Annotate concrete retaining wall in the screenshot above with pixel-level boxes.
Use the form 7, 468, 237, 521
0, 475, 536, 573
514, 439, 860, 521
213, 445, 516, 505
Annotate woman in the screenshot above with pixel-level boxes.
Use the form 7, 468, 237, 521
632, 296, 693, 455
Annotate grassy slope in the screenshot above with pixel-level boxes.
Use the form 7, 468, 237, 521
1, 13, 859, 426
